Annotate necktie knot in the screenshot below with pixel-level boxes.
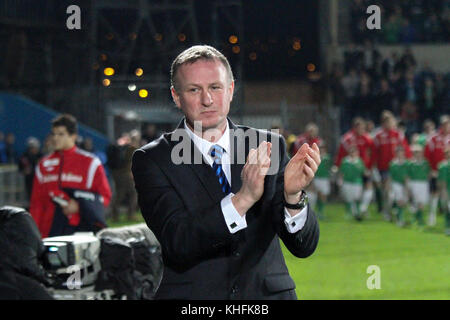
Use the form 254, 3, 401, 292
210, 145, 224, 163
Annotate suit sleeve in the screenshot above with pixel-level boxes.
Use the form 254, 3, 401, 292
132, 149, 234, 268
271, 136, 320, 258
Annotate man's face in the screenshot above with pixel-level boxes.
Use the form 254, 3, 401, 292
52, 126, 76, 151
383, 117, 395, 130
171, 59, 234, 133
355, 123, 365, 135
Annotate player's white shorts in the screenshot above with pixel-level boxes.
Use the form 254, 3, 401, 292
408, 181, 429, 205
341, 182, 362, 202
314, 178, 330, 196
391, 182, 407, 203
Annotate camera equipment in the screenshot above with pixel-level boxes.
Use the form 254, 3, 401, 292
42, 232, 101, 291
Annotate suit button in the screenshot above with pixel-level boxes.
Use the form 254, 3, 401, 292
233, 250, 240, 257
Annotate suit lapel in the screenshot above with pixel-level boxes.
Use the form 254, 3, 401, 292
167, 117, 248, 202
168, 118, 225, 203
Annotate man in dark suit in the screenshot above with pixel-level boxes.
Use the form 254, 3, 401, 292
131, 45, 320, 300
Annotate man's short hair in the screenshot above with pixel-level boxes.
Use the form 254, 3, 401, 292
51, 114, 78, 135
170, 45, 234, 90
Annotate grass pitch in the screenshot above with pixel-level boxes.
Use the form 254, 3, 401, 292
283, 203, 450, 300
108, 203, 449, 300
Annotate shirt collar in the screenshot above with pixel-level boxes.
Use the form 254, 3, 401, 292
184, 119, 230, 157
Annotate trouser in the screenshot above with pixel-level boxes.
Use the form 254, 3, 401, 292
111, 171, 138, 219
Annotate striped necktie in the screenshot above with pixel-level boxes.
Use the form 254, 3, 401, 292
210, 145, 231, 195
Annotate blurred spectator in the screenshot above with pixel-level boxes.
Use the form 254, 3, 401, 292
343, 43, 362, 73
271, 124, 297, 154
419, 77, 438, 122
399, 47, 417, 73
329, 39, 449, 136
374, 79, 396, 114
399, 19, 418, 44
141, 123, 158, 145
381, 52, 395, 79
41, 134, 54, 155
382, 14, 403, 44
351, 0, 449, 44
18, 137, 42, 202
400, 101, 420, 137
82, 137, 108, 173
290, 122, 323, 156
400, 71, 419, 104
361, 40, 381, 78
354, 72, 374, 122
108, 130, 140, 222
423, 13, 444, 42
5, 133, 17, 164
327, 62, 346, 106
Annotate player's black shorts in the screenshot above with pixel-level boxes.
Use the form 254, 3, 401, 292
430, 177, 438, 193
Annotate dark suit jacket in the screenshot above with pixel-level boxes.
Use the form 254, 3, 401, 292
131, 118, 319, 300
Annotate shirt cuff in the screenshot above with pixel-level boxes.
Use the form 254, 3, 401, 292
221, 193, 247, 234
284, 205, 308, 233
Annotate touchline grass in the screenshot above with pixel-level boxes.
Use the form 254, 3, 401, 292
283, 203, 450, 300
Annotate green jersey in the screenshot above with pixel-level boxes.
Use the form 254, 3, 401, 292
340, 156, 365, 184
438, 160, 450, 194
407, 159, 430, 181
316, 154, 331, 178
415, 134, 428, 147
389, 159, 409, 183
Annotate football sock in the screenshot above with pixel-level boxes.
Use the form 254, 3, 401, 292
360, 189, 373, 213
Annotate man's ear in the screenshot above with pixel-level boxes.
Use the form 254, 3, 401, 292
229, 80, 235, 102
171, 86, 181, 109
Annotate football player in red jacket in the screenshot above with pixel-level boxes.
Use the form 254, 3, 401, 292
372, 111, 412, 221
424, 115, 450, 226
335, 117, 374, 216
30, 114, 111, 238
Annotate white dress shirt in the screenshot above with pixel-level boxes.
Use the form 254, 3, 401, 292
184, 120, 308, 234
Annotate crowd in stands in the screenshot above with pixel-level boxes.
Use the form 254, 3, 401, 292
350, 0, 450, 44
328, 42, 450, 138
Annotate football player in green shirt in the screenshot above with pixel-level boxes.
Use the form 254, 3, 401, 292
437, 147, 450, 236
407, 144, 431, 228
312, 142, 332, 220
339, 146, 365, 220
388, 146, 409, 227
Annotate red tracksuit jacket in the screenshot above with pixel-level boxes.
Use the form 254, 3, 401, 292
30, 146, 111, 238
424, 129, 450, 171
335, 129, 374, 169
291, 134, 323, 156
372, 128, 412, 171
